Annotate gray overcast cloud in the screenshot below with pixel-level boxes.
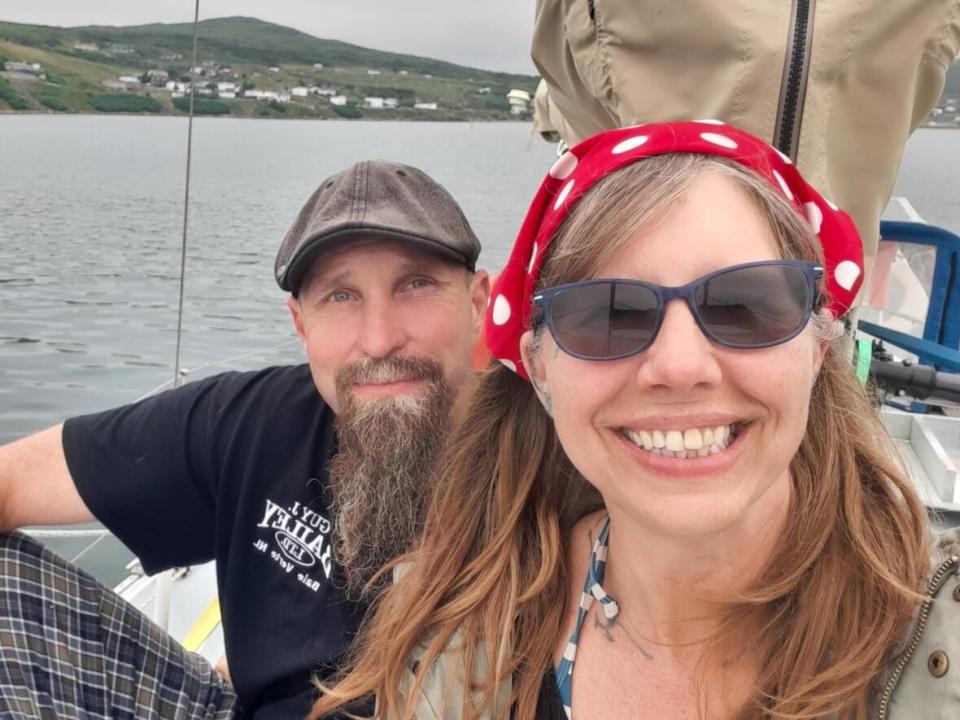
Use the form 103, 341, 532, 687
0, 1, 537, 75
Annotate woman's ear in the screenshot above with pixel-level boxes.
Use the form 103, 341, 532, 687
810, 309, 839, 382
520, 329, 552, 415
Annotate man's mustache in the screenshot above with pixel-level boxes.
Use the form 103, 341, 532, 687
336, 356, 443, 391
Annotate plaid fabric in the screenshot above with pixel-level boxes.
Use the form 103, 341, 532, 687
0, 532, 236, 719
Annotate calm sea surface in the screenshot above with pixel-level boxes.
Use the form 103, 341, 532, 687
1, 117, 959, 581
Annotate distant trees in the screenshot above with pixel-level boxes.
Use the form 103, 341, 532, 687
172, 96, 232, 115
87, 93, 162, 113
332, 103, 361, 119
0, 79, 29, 110
39, 95, 68, 112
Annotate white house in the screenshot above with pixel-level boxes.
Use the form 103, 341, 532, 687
292, 87, 311, 97
399, 70, 408, 75
217, 82, 238, 95
117, 75, 141, 85
330, 95, 348, 106
506, 88, 532, 115
268, 66, 280, 73
3, 61, 43, 75
364, 96, 385, 109
414, 102, 438, 110
146, 69, 169, 87
74, 42, 99, 52
384, 98, 399, 108
366, 69, 381, 76
315, 87, 337, 96
313, 62, 324, 69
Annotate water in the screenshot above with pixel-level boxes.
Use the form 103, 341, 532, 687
1, 117, 959, 583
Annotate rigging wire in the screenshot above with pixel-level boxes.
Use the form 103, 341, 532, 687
172, 0, 202, 391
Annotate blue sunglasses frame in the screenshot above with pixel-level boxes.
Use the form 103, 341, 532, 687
532, 259, 824, 361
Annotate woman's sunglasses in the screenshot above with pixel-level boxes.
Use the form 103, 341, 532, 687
532, 260, 823, 361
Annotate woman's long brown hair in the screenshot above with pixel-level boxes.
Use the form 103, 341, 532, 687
310, 155, 930, 720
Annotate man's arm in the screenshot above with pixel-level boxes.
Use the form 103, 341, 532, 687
0, 424, 95, 532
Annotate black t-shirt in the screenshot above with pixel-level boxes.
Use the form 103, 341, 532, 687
62, 365, 368, 719
533, 668, 566, 720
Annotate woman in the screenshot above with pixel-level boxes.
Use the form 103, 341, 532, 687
311, 123, 957, 719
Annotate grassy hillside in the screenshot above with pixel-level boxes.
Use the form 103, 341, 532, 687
70, 17, 533, 84
0, 17, 538, 119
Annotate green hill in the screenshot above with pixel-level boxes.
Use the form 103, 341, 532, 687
0, 16, 539, 119
66, 16, 532, 84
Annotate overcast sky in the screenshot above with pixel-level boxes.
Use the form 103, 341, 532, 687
0, 1, 538, 75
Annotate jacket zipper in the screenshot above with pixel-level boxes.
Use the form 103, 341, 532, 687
873, 554, 960, 719
773, 0, 815, 161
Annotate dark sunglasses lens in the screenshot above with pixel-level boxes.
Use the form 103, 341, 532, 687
694, 264, 811, 346
549, 282, 659, 358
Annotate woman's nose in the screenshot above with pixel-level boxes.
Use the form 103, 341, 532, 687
634, 299, 722, 391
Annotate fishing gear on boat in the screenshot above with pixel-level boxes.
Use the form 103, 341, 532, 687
870, 358, 960, 405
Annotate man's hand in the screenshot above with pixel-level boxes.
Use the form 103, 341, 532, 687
214, 654, 232, 684
0, 425, 95, 531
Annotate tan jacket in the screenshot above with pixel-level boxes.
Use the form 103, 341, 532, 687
531, 0, 960, 274
399, 529, 960, 718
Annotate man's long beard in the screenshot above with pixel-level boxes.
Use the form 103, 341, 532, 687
329, 356, 452, 598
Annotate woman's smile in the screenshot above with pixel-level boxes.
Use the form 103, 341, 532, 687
613, 419, 750, 479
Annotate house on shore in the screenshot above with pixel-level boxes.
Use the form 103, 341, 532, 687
243, 89, 290, 103
506, 89, 532, 115
3, 61, 43, 76
147, 70, 170, 87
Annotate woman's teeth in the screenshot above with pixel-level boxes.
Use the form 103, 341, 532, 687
622, 425, 737, 459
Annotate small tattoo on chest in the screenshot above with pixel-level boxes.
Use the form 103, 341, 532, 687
593, 613, 654, 660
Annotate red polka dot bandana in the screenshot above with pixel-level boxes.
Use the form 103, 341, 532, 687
485, 121, 864, 380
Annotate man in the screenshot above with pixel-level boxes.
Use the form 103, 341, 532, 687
0, 160, 490, 718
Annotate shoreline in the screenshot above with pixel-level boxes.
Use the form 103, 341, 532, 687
0, 110, 955, 130
0, 109, 534, 123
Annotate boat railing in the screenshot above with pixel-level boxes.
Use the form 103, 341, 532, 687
134, 338, 300, 401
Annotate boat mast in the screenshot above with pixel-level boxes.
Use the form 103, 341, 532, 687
172, 0, 201, 391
